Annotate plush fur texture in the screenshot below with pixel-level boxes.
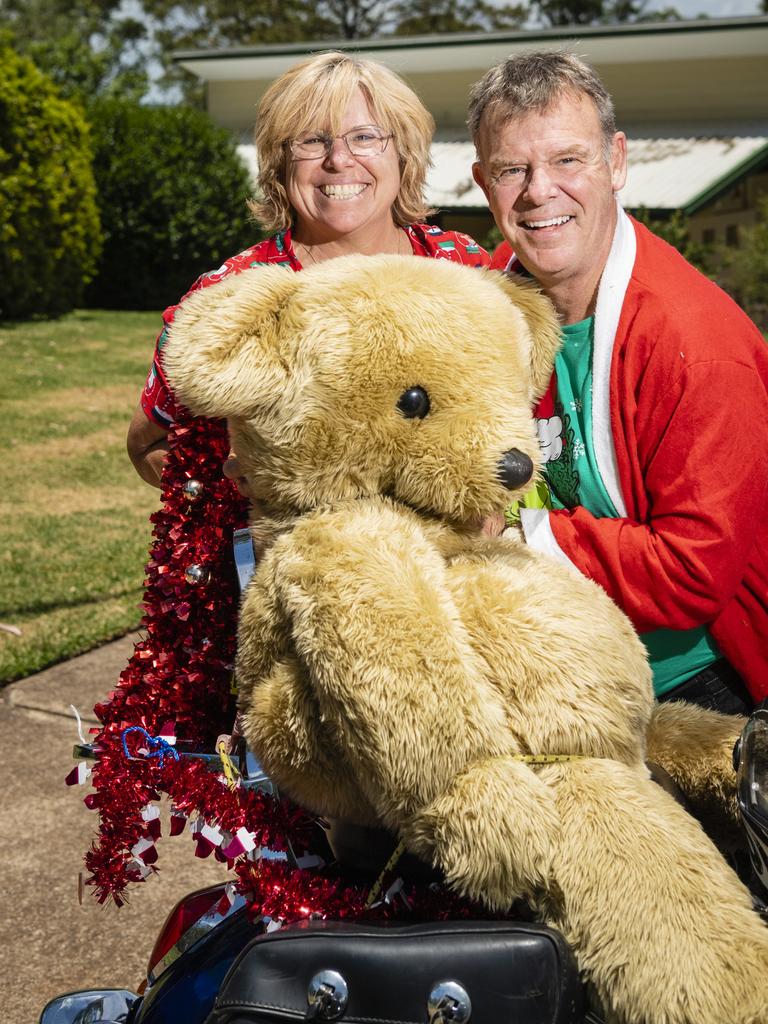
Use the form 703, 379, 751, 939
164, 255, 768, 1024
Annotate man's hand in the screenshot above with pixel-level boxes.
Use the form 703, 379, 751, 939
479, 511, 508, 538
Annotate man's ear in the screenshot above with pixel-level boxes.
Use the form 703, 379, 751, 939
472, 160, 492, 203
163, 267, 300, 420
490, 271, 562, 403
610, 131, 628, 193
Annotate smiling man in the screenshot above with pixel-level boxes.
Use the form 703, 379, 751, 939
470, 51, 768, 711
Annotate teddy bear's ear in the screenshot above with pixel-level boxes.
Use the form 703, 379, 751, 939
162, 267, 300, 420
490, 272, 562, 403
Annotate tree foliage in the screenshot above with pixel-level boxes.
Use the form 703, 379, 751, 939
0, 43, 102, 319
633, 207, 712, 274
393, 0, 526, 34
85, 98, 257, 310
716, 196, 768, 330
0, 0, 150, 101
532, 0, 678, 24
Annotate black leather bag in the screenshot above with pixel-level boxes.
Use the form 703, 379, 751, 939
206, 918, 586, 1024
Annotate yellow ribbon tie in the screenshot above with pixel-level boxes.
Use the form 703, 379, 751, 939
216, 741, 240, 791
365, 839, 407, 908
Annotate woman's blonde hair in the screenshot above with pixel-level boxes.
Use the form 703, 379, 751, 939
248, 51, 435, 233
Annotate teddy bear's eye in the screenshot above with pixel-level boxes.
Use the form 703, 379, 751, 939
397, 387, 430, 420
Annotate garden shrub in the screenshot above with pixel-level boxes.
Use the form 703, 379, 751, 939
716, 195, 768, 331
632, 207, 713, 276
85, 99, 257, 310
0, 44, 101, 320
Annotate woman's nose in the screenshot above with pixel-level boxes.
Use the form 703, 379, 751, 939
323, 137, 356, 169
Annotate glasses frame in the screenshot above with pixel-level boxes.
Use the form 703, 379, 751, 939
286, 125, 394, 162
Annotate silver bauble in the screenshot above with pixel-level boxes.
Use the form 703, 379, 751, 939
182, 479, 204, 500
184, 564, 209, 585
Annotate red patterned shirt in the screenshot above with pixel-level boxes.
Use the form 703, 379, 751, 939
141, 225, 489, 426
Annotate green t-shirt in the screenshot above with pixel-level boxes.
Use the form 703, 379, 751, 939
545, 317, 719, 697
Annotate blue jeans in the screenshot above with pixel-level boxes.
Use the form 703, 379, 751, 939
658, 658, 753, 716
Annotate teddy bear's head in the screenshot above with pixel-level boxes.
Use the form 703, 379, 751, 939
163, 255, 561, 525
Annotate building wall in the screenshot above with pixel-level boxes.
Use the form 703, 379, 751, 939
689, 170, 768, 248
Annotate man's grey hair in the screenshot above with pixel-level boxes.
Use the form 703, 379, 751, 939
468, 50, 616, 151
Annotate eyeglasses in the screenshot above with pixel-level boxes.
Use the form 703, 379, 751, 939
286, 126, 393, 161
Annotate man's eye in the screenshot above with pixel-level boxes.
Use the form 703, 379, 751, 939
496, 167, 523, 181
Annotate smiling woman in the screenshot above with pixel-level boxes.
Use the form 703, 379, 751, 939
127, 51, 489, 488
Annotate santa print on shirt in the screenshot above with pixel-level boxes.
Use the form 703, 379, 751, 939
534, 377, 578, 509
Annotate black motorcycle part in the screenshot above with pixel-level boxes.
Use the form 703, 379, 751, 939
206, 919, 586, 1024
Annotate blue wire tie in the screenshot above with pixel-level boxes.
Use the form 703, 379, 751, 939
121, 726, 180, 769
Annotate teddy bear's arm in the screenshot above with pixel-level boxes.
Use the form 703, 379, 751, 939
237, 551, 380, 821
267, 500, 560, 905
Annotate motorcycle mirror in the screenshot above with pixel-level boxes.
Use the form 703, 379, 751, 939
736, 703, 768, 897
39, 988, 138, 1024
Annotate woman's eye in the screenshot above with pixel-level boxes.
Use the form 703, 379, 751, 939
397, 387, 430, 419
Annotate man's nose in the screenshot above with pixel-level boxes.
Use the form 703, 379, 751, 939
523, 165, 558, 203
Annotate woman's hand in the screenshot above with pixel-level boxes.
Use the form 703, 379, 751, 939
216, 711, 245, 756
126, 405, 170, 488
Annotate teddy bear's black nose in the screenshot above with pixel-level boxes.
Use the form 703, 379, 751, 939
497, 448, 534, 490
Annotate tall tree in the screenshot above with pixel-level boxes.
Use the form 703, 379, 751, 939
532, 0, 678, 24
0, 0, 150, 100
393, 0, 526, 34
146, 0, 342, 99
321, 0, 393, 38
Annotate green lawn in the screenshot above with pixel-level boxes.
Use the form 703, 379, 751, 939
0, 309, 162, 683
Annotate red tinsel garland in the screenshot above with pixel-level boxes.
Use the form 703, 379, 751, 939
80, 415, 486, 924
84, 415, 258, 903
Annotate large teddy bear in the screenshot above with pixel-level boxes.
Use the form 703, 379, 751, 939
164, 255, 767, 1024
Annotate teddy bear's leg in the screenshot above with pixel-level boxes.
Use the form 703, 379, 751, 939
401, 754, 559, 909
541, 758, 768, 1024
269, 502, 560, 902
646, 701, 745, 846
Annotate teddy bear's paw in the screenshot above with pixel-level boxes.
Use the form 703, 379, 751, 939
402, 756, 559, 911
646, 701, 745, 839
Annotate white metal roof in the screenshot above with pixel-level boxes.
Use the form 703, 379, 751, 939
238, 134, 768, 214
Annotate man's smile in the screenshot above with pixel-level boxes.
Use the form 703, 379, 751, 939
521, 215, 574, 231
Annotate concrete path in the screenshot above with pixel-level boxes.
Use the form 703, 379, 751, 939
1, 635, 230, 1024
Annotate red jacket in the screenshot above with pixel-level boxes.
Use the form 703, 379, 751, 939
500, 211, 768, 699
